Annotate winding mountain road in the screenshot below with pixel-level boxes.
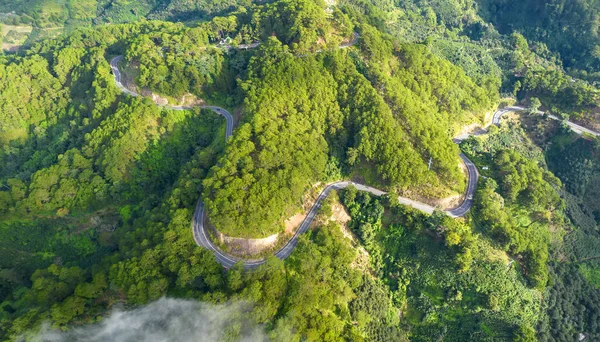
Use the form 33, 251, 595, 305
109, 39, 600, 269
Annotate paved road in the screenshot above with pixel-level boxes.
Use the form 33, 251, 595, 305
504, 105, 599, 137
340, 32, 360, 49
110, 42, 600, 269
447, 153, 479, 217
109, 57, 234, 137
110, 56, 139, 97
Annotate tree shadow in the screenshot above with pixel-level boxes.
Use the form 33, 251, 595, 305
121, 106, 226, 211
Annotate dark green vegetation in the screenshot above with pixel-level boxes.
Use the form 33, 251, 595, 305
0, 0, 495, 338
199, 1, 497, 238
478, 0, 600, 74
0, 0, 251, 28
462, 122, 567, 290
339, 187, 542, 341
1, 0, 600, 341
203, 35, 496, 237
475, 0, 600, 122
350, 0, 600, 122
536, 132, 600, 341
336, 119, 600, 340
545, 134, 600, 263
460, 114, 600, 341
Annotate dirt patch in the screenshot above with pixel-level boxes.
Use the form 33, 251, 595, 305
1, 24, 32, 51
205, 217, 279, 258
149, 92, 169, 106
284, 213, 305, 235
333, 203, 358, 243
402, 189, 462, 211
284, 183, 326, 233
179, 93, 205, 107
456, 122, 487, 138
331, 202, 351, 227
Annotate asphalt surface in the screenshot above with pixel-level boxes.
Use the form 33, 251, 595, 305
504, 105, 599, 137
110, 41, 600, 269
447, 153, 479, 217
110, 57, 234, 137
340, 32, 360, 48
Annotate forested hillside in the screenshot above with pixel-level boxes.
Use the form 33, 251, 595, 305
194, 1, 496, 238
0, 0, 498, 338
340, 188, 544, 341
477, 0, 600, 73
0, 0, 600, 341
534, 125, 600, 341
340, 0, 600, 124
202, 28, 496, 237
0, 0, 252, 27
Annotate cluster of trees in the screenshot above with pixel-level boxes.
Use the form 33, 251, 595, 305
532, 132, 600, 340
339, 186, 542, 341
10, 0, 599, 340
341, 2, 600, 340
0, 20, 235, 338
461, 118, 547, 163
475, 177, 552, 289
546, 134, 600, 261
0, 0, 252, 28
259, 0, 351, 52
462, 121, 568, 290
1, 171, 406, 341
325, 45, 433, 189
473, 148, 564, 289
478, 0, 600, 72
1, 21, 196, 182
0, 0, 96, 27
521, 69, 600, 118
0, 110, 226, 338
538, 262, 600, 341
1, 91, 222, 216
547, 136, 598, 197
357, 23, 496, 184
493, 150, 562, 210
462, 119, 600, 339
344, 0, 600, 127
202, 38, 342, 238
116, 0, 359, 102
202, 16, 498, 238
0, 3, 500, 337
123, 23, 243, 102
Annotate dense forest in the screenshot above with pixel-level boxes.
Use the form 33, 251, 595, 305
477, 0, 600, 73
1, 0, 600, 341
0, 0, 253, 27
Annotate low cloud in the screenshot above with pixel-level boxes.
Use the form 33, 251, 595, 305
37, 298, 266, 342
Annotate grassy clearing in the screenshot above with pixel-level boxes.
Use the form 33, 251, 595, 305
1, 24, 62, 51
1, 24, 31, 50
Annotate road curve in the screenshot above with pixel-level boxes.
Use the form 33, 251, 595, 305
109, 56, 234, 137
110, 47, 600, 269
